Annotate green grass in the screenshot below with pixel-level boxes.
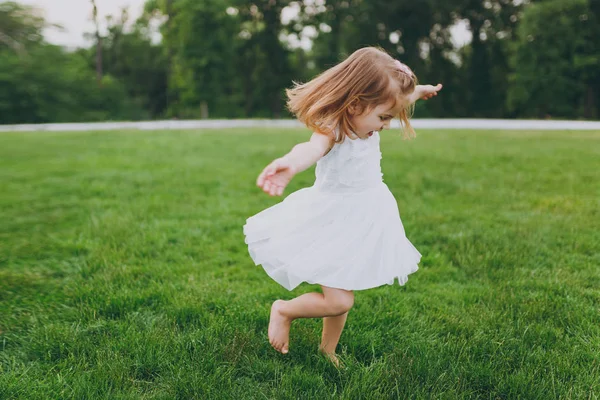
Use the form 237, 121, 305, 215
0, 128, 599, 399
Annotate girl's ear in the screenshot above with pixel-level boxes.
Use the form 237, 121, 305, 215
347, 98, 363, 115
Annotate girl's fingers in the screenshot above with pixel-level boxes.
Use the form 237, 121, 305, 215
257, 167, 270, 186
257, 160, 280, 186
266, 160, 281, 176
421, 86, 441, 100
256, 159, 291, 194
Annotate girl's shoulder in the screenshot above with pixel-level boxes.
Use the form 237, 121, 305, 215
310, 131, 335, 157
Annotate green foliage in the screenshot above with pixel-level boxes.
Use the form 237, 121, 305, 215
235, 1, 293, 118
0, 1, 46, 54
166, 0, 243, 117
1, 128, 599, 397
304, 0, 525, 119
0, 45, 144, 123
509, 0, 599, 118
100, 15, 169, 118
149, 0, 293, 118
0, 0, 598, 122
0, 3, 148, 124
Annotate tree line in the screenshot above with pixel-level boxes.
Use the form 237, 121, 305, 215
0, 0, 598, 124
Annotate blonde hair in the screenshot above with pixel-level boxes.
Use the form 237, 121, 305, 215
286, 47, 417, 142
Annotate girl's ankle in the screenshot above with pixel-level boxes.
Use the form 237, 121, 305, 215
319, 348, 342, 367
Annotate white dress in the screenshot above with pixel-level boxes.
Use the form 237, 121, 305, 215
243, 131, 421, 291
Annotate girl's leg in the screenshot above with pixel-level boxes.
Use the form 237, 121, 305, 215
320, 311, 349, 355
269, 286, 354, 354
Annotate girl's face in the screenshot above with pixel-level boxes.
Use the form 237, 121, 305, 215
349, 101, 398, 138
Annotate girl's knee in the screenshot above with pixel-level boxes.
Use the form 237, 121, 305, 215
327, 291, 354, 314
339, 293, 354, 312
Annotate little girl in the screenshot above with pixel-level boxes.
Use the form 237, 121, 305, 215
243, 47, 442, 364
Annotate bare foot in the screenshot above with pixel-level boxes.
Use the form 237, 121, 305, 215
319, 348, 342, 368
268, 300, 291, 354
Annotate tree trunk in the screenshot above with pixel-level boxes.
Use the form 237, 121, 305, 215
583, 85, 595, 119
200, 101, 209, 119
164, 0, 177, 117
90, 0, 102, 86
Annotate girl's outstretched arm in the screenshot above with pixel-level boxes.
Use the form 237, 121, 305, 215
257, 132, 333, 196
409, 83, 443, 104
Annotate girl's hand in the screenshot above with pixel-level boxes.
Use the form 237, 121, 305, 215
416, 83, 443, 100
256, 158, 296, 196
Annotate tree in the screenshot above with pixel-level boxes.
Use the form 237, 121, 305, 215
306, 0, 463, 116
454, 0, 525, 117
90, 0, 103, 85
0, 2, 145, 123
508, 0, 599, 118
0, 44, 143, 123
83, 8, 169, 118
234, 0, 293, 117
0, 1, 46, 55
144, 0, 244, 118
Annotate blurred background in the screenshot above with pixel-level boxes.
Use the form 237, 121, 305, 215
0, 0, 598, 124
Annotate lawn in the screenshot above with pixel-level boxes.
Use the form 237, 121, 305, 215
0, 128, 599, 399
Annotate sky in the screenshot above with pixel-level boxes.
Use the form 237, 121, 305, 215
17, 0, 471, 49
18, 0, 148, 48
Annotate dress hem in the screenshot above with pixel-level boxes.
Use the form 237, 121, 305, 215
256, 257, 420, 292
